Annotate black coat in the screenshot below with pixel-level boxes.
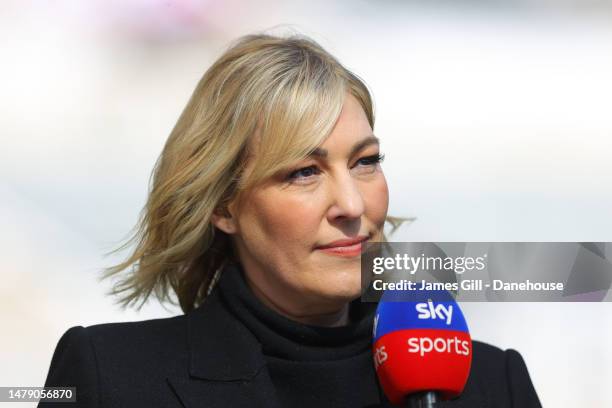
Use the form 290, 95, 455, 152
40, 286, 542, 408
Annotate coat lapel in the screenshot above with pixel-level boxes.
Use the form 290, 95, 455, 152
167, 290, 281, 408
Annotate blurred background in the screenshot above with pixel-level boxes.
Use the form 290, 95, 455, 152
2, 0, 612, 406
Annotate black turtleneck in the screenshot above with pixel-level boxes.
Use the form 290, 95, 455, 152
216, 261, 391, 408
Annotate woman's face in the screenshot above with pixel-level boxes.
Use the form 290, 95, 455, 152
214, 93, 389, 319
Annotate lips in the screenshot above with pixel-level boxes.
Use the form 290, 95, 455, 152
316, 235, 369, 249
315, 237, 368, 258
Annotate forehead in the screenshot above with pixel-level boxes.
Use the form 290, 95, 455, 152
310, 94, 376, 156
248, 93, 373, 155
308, 135, 379, 160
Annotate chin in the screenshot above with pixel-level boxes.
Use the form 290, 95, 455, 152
317, 272, 363, 301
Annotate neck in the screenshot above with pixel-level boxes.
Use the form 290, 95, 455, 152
244, 274, 351, 327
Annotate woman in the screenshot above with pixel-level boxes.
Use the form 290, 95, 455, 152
40, 33, 541, 407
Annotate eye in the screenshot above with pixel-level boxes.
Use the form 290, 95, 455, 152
286, 165, 321, 181
355, 153, 385, 167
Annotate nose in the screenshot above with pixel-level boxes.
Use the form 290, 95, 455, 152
326, 171, 365, 221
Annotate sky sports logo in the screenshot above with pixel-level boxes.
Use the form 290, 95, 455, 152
373, 300, 469, 368
416, 300, 453, 325
413, 300, 468, 356
373, 301, 455, 338
411, 301, 468, 356
407, 336, 470, 357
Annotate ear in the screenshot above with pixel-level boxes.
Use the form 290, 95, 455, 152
211, 205, 238, 235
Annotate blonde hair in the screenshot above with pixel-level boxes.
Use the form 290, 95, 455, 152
103, 32, 410, 313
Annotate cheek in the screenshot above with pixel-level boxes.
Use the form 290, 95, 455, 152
364, 175, 389, 224
245, 191, 323, 247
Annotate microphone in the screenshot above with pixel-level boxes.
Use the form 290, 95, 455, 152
372, 289, 472, 407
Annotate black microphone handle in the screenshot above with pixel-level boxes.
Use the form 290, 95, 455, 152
405, 391, 438, 408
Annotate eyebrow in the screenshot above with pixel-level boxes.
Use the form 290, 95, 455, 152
308, 135, 380, 159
